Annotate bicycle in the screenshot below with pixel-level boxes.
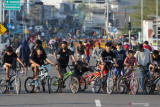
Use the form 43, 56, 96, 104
117, 66, 139, 95
48, 65, 79, 93
149, 73, 160, 94
93, 64, 114, 94
0, 67, 21, 94
24, 64, 52, 93
70, 66, 101, 93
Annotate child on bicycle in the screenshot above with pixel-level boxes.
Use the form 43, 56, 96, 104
124, 50, 140, 76
2, 46, 24, 94
124, 50, 140, 94
150, 50, 160, 81
30, 46, 55, 93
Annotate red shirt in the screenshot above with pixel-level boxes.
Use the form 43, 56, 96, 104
124, 57, 138, 69
124, 44, 129, 50
143, 45, 152, 52
85, 44, 91, 56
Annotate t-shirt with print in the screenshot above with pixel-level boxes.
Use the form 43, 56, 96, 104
124, 57, 138, 68
30, 52, 47, 66
101, 50, 115, 65
3, 52, 17, 65
57, 48, 73, 64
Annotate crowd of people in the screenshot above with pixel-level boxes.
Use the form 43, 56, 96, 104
0, 35, 160, 94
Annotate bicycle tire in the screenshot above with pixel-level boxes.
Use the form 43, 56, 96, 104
24, 77, 35, 93
41, 79, 45, 92
107, 76, 114, 94
70, 77, 79, 93
79, 77, 87, 91
47, 76, 52, 94
130, 78, 138, 95
49, 76, 59, 93
0, 78, 7, 94
93, 77, 101, 93
15, 78, 21, 94
144, 76, 152, 94
117, 77, 126, 94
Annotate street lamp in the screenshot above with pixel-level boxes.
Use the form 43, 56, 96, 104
156, 0, 159, 49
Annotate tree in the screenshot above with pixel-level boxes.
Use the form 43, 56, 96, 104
131, 0, 160, 27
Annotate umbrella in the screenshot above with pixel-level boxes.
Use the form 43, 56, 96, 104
17, 29, 32, 34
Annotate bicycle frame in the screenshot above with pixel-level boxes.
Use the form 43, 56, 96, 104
80, 71, 101, 85
62, 71, 72, 82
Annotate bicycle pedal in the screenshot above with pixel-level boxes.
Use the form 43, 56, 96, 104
10, 87, 14, 90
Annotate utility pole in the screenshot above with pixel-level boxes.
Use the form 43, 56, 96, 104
141, 0, 143, 41
106, 0, 109, 39
129, 16, 131, 44
0, 0, 2, 23
0, 0, 2, 44
2, 0, 5, 24
156, 0, 159, 49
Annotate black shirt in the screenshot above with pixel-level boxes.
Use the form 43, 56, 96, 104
57, 48, 73, 63
30, 52, 47, 66
101, 50, 116, 64
153, 55, 160, 64
77, 45, 85, 55
3, 52, 17, 64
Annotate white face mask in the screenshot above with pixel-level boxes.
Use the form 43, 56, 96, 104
84, 43, 87, 46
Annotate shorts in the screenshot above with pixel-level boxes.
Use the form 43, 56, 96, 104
59, 68, 67, 75
86, 56, 90, 61
56, 59, 68, 69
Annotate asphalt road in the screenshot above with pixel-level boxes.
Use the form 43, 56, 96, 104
0, 54, 160, 107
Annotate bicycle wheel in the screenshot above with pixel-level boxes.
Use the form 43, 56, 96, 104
41, 79, 45, 92
130, 78, 138, 95
144, 77, 152, 94
79, 77, 87, 91
47, 76, 52, 93
0, 78, 7, 94
117, 77, 126, 94
70, 77, 79, 93
15, 78, 21, 94
157, 79, 160, 95
93, 77, 101, 93
49, 76, 59, 93
107, 76, 114, 94
24, 77, 35, 93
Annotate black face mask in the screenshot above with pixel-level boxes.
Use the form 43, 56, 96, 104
63, 47, 67, 50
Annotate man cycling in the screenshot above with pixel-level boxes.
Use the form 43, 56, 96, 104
150, 50, 160, 81
100, 42, 118, 92
76, 41, 87, 62
30, 46, 55, 93
84, 40, 91, 65
2, 46, 24, 94
92, 42, 104, 66
54, 41, 77, 93
135, 44, 152, 92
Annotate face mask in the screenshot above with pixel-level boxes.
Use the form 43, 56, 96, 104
63, 47, 67, 50
84, 43, 87, 46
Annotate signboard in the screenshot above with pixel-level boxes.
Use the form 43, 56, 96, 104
8, 23, 12, 30
113, 27, 117, 33
5, 0, 20, 10
0, 24, 7, 36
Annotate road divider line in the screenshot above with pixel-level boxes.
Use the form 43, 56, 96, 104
95, 99, 101, 107
128, 102, 149, 106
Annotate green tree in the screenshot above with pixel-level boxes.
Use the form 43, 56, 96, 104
131, 0, 160, 27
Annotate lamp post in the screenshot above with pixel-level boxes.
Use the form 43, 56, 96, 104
141, 0, 143, 41
156, 0, 159, 49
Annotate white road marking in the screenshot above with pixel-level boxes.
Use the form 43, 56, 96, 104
128, 102, 149, 106
95, 100, 101, 107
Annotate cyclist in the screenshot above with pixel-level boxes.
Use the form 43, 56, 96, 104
84, 40, 91, 65
2, 46, 24, 94
135, 44, 152, 92
150, 50, 160, 81
113, 42, 126, 91
92, 42, 104, 66
30, 46, 55, 93
76, 41, 87, 62
54, 41, 77, 93
100, 42, 118, 92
